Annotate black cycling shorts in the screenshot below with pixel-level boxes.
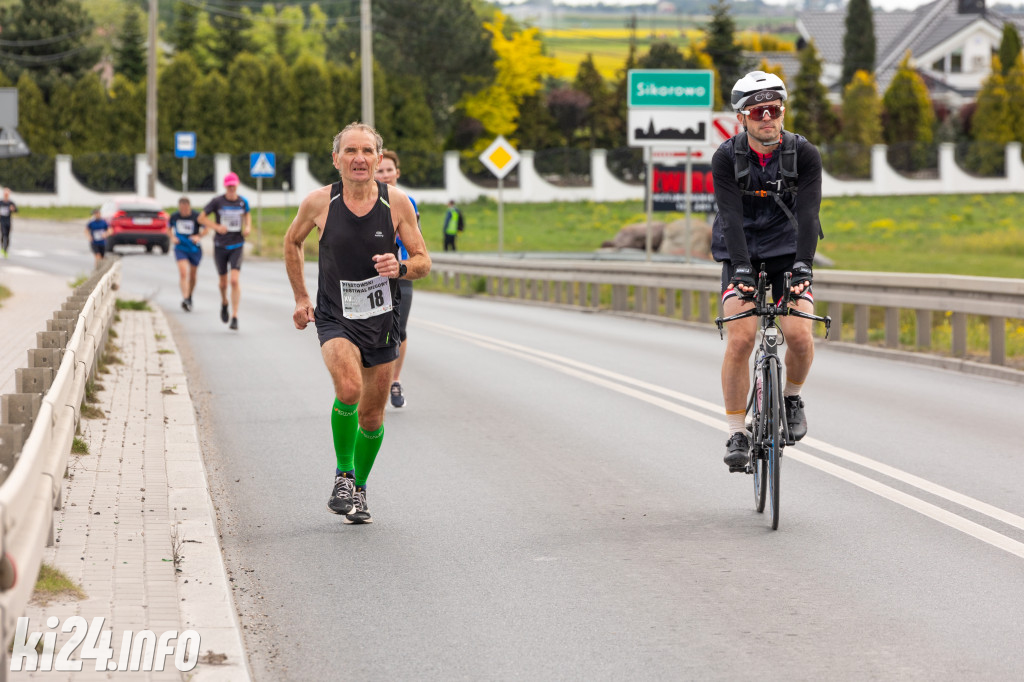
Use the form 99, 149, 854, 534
214, 245, 244, 275
721, 254, 813, 305
396, 279, 413, 342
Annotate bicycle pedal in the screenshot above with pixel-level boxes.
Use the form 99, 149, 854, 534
728, 465, 748, 474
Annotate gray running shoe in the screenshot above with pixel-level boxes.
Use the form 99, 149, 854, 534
345, 487, 372, 524
327, 472, 355, 515
389, 381, 406, 408
220, 304, 229, 323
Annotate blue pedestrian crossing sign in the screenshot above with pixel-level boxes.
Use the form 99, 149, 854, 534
174, 131, 196, 159
250, 152, 276, 178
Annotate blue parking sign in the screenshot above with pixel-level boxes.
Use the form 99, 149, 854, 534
250, 152, 276, 178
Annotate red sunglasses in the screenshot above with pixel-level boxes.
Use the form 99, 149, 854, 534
741, 104, 785, 120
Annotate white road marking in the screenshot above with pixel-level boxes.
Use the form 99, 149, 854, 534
419, 319, 1024, 560
10, 249, 45, 258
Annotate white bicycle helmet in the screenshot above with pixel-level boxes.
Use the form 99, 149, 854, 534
731, 71, 788, 112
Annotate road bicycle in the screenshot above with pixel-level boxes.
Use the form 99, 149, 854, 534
715, 264, 831, 530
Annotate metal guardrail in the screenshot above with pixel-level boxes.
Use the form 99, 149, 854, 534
0, 259, 119, 674
428, 254, 1024, 373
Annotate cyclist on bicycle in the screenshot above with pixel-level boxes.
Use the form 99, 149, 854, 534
711, 71, 824, 469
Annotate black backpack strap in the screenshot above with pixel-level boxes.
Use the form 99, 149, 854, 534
733, 132, 751, 191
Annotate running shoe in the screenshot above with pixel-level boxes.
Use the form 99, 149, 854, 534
181, 299, 191, 312
327, 472, 355, 515
784, 396, 807, 441
345, 486, 372, 524
389, 381, 406, 408
220, 304, 229, 323
724, 432, 750, 468
1, 248, 6, 258
229, 317, 238, 330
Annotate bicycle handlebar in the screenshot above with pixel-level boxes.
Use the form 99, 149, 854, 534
714, 263, 831, 339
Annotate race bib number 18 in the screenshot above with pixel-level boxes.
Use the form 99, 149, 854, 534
341, 276, 393, 319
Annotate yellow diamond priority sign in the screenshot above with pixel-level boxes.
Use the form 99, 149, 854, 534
479, 135, 520, 180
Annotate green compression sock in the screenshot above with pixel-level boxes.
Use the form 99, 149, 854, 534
331, 399, 359, 472
353, 425, 384, 486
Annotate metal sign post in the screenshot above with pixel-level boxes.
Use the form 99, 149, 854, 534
249, 152, 276, 256
685, 146, 692, 263
478, 136, 520, 256
628, 70, 713, 263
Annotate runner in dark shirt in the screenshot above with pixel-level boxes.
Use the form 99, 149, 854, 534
284, 123, 431, 525
168, 197, 209, 312
199, 173, 250, 330
1, 187, 18, 258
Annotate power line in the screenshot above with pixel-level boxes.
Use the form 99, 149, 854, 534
0, 45, 94, 65
0, 26, 95, 47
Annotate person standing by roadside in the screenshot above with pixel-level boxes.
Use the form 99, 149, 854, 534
168, 197, 208, 312
85, 209, 109, 267
284, 123, 430, 524
374, 149, 420, 408
199, 172, 251, 330
0, 187, 17, 258
442, 199, 460, 252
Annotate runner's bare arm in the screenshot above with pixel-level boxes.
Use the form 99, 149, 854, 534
197, 211, 225, 235
284, 187, 331, 329
243, 210, 252, 238
372, 188, 430, 280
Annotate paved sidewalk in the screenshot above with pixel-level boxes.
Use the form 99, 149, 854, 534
5, 285, 250, 679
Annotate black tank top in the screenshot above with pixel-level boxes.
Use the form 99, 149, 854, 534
315, 180, 401, 348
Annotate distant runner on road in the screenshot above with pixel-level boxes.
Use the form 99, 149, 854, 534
169, 197, 208, 312
1, 187, 18, 258
199, 173, 251, 331
283, 122, 431, 525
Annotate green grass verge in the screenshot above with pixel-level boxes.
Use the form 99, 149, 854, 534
116, 298, 151, 311
0, 283, 10, 307
71, 437, 89, 455
32, 563, 86, 605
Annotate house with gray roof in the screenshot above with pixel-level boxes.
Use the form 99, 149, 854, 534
797, 0, 1024, 107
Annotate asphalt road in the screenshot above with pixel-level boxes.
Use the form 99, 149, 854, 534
8, 220, 1024, 681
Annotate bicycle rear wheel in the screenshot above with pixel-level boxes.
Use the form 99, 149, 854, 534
766, 360, 783, 530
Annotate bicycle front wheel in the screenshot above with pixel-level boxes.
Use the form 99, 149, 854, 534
767, 360, 783, 530
751, 369, 768, 513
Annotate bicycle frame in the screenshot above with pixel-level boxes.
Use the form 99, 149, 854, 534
715, 263, 831, 529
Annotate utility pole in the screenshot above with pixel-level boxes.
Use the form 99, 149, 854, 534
360, 0, 374, 127
146, 0, 157, 197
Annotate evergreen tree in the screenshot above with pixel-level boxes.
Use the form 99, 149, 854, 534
67, 72, 110, 153
515, 93, 561, 152
158, 53, 202, 152
968, 57, 1014, 175
842, 0, 876, 86
193, 71, 232, 157
1006, 53, 1024, 134
546, 88, 592, 147
291, 57, 334, 155
789, 41, 838, 145
48, 79, 75, 153
208, 8, 252, 72
375, 0, 496, 134
386, 75, 442, 186
168, 0, 200, 53
574, 55, 618, 149
881, 52, 934, 171
705, 0, 744, 107
114, 4, 147, 83
611, 43, 638, 148
108, 75, 145, 154
837, 70, 882, 178
998, 23, 1023, 77
15, 72, 54, 156
222, 54, 268, 153
263, 56, 300, 155
638, 42, 688, 69
0, 0, 101, 97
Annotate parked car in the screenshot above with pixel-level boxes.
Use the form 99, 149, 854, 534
100, 196, 170, 254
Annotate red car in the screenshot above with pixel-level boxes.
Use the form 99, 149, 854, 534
100, 196, 170, 254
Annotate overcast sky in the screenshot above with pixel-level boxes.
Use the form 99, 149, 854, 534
503, 0, 1024, 12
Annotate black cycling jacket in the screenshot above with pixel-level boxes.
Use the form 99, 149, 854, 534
710, 130, 823, 266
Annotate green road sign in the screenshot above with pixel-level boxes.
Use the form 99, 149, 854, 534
628, 70, 714, 108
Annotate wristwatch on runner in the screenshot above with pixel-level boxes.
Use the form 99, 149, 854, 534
398, 262, 407, 278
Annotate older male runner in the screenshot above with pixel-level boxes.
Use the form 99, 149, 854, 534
284, 123, 430, 524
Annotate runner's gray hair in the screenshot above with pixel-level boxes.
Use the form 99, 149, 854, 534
333, 123, 384, 155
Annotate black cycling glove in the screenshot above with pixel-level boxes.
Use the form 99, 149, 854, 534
729, 263, 756, 298
790, 261, 813, 290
